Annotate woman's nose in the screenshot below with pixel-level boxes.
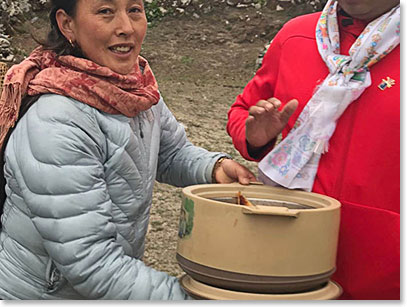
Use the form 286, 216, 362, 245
115, 13, 134, 36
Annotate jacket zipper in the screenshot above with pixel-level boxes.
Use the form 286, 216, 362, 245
45, 259, 61, 293
130, 116, 149, 186
139, 118, 144, 139
47, 268, 59, 291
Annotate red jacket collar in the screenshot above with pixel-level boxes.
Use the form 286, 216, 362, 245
338, 8, 368, 39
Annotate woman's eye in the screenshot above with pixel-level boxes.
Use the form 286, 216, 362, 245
98, 8, 113, 15
129, 7, 142, 13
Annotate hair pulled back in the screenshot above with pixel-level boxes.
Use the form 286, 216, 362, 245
42, 0, 82, 56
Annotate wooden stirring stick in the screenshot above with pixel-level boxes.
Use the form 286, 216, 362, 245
237, 191, 256, 207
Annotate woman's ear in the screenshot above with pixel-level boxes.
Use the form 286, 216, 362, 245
55, 9, 76, 43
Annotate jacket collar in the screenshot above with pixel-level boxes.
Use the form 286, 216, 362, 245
338, 8, 368, 38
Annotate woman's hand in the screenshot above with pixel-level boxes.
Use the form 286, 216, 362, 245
246, 97, 298, 149
214, 158, 257, 185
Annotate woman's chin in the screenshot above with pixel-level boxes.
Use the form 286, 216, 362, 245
109, 65, 135, 75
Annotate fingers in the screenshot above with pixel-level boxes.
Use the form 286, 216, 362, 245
280, 99, 298, 122
250, 98, 297, 119
216, 159, 256, 185
266, 97, 282, 110
256, 98, 281, 111
248, 105, 267, 117
228, 161, 257, 185
237, 169, 257, 185
248, 98, 282, 117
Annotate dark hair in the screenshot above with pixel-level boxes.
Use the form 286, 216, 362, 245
41, 0, 83, 57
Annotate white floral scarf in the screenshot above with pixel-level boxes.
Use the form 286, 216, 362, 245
258, 0, 400, 191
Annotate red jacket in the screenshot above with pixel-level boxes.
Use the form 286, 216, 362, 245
227, 12, 400, 300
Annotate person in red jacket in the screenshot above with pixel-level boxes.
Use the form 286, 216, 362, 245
227, 0, 400, 300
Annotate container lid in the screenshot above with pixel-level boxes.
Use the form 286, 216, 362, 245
183, 183, 341, 212
209, 196, 314, 210
180, 275, 342, 300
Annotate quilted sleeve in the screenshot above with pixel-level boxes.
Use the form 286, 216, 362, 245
11, 95, 191, 300
156, 100, 227, 186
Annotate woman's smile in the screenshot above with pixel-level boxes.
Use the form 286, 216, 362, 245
108, 43, 135, 59
109, 45, 133, 54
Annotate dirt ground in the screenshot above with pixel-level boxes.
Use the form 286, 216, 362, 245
141, 7, 292, 277
10, 5, 300, 278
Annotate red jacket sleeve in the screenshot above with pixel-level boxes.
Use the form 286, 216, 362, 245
226, 30, 283, 161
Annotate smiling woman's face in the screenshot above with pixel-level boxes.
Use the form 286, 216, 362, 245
57, 0, 147, 75
337, 0, 399, 22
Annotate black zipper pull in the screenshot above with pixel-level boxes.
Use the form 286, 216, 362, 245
139, 119, 144, 139
46, 262, 60, 292
47, 268, 59, 291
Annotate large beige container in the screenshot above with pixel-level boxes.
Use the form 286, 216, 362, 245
177, 183, 341, 294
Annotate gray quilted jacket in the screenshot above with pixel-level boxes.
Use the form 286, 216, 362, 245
0, 94, 224, 299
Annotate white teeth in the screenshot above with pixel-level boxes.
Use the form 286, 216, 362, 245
111, 46, 131, 53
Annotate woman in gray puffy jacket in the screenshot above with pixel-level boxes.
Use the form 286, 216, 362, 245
0, 0, 256, 300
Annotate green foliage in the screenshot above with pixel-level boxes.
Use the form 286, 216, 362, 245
0, 0, 48, 61
180, 55, 194, 65
144, 1, 173, 25
253, 0, 267, 6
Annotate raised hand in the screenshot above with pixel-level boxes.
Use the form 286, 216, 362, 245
246, 97, 298, 149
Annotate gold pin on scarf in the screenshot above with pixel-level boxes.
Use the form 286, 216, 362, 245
378, 77, 396, 90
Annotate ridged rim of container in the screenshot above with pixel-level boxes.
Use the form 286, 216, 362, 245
182, 183, 341, 212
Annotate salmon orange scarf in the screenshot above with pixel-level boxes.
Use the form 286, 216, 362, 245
0, 46, 160, 148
